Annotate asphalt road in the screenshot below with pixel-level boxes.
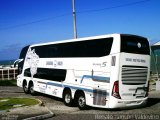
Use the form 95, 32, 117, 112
0, 86, 160, 120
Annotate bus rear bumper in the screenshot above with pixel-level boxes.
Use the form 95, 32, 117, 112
109, 97, 148, 109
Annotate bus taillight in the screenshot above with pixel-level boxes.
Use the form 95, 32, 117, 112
112, 81, 121, 99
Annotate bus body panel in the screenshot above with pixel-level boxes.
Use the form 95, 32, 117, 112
119, 53, 150, 100
108, 53, 150, 108
109, 96, 147, 108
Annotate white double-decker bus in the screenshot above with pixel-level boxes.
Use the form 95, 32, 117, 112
17, 34, 150, 109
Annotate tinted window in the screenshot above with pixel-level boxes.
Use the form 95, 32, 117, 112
18, 45, 30, 74
32, 37, 113, 58
121, 35, 150, 55
24, 68, 31, 77
24, 68, 66, 82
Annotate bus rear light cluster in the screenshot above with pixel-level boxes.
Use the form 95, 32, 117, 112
112, 81, 121, 99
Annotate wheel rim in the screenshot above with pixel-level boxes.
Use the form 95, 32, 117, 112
30, 85, 34, 93
23, 84, 28, 92
65, 94, 71, 104
78, 96, 85, 107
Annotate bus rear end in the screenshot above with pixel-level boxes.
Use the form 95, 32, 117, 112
110, 34, 150, 108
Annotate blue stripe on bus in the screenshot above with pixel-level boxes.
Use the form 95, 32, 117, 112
47, 82, 63, 87
47, 82, 93, 93
80, 75, 110, 83
47, 82, 109, 95
63, 85, 93, 93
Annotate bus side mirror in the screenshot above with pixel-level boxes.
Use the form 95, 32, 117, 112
13, 59, 24, 68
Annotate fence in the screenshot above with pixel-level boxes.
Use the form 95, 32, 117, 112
0, 68, 18, 80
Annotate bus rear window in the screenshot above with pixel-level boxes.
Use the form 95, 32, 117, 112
121, 35, 150, 55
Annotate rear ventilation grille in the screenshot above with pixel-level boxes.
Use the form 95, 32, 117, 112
122, 66, 148, 85
93, 89, 107, 106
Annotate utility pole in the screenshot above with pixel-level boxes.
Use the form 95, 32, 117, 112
72, 0, 78, 39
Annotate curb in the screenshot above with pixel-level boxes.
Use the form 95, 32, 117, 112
0, 95, 55, 120
23, 107, 54, 120
23, 99, 55, 120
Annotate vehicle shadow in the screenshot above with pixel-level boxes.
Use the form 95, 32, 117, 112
146, 98, 160, 107
32, 91, 160, 110
88, 97, 160, 111
34, 92, 78, 107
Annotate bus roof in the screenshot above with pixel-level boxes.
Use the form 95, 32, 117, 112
30, 33, 146, 47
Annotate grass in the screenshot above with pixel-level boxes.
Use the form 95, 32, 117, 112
0, 97, 39, 110
0, 79, 17, 86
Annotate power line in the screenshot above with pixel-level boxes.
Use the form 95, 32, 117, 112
0, 13, 71, 31
0, 0, 150, 31
77, 0, 150, 14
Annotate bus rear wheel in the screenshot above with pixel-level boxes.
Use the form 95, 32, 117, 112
29, 82, 36, 95
63, 90, 73, 106
23, 81, 29, 94
77, 93, 87, 110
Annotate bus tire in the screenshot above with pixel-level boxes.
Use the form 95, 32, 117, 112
23, 80, 29, 94
63, 89, 73, 107
29, 81, 36, 96
77, 92, 87, 110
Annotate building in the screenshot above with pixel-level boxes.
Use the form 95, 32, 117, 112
150, 41, 160, 75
